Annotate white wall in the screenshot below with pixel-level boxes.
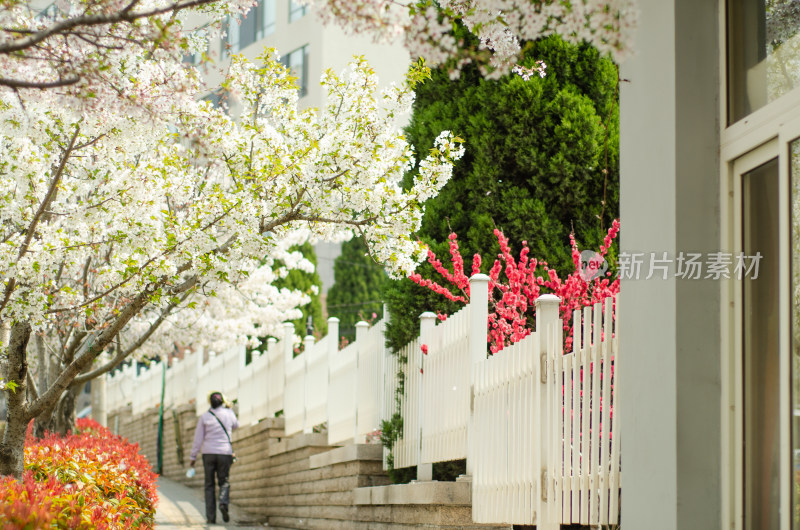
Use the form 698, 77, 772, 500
619, 0, 722, 528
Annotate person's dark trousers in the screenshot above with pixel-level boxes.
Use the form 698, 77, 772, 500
202, 454, 233, 523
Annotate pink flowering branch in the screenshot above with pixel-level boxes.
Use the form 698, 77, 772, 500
409, 219, 620, 354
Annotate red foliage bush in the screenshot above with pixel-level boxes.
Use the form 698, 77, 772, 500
0, 418, 157, 529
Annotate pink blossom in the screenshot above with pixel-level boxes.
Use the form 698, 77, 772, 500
407, 221, 621, 352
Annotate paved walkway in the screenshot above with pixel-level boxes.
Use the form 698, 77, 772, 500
156, 476, 267, 529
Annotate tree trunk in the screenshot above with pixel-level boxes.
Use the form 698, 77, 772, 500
0, 322, 31, 478
32, 400, 57, 439
52, 388, 78, 436
33, 387, 78, 438
0, 411, 28, 478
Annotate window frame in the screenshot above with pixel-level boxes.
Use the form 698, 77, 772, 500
289, 0, 308, 22
720, 2, 800, 525
281, 44, 309, 98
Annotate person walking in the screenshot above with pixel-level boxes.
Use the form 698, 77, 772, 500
189, 391, 239, 524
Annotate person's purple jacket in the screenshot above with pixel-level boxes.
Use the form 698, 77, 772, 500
190, 407, 239, 460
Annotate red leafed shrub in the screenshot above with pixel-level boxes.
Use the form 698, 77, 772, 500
0, 418, 157, 529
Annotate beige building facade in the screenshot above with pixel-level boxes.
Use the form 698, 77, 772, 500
622, 0, 800, 528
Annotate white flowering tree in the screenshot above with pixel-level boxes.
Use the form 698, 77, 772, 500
301, 0, 636, 77
0, 1, 463, 476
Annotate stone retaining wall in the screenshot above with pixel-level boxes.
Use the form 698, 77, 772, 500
109, 405, 510, 529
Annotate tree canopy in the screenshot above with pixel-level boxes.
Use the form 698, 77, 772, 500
385, 35, 620, 350
0, 33, 462, 476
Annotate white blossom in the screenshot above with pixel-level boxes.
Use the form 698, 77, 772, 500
299, 0, 637, 78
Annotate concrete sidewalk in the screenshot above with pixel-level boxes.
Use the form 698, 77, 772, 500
155, 476, 267, 529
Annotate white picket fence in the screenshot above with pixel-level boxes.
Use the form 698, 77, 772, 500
107, 316, 389, 441
105, 275, 621, 527
469, 293, 620, 526
554, 301, 620, 526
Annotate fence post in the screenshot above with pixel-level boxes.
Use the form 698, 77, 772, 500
381, 303, 390, 424
283, 322, 295, 364
325, 316, 340, 445
467, 273, 490, 478
239, 343, 248, 369
302, 335, 315, 433
417, 311, 437, 481
354, 321, 369, 443
535, 294, 561, 529
328, 317, 340, 356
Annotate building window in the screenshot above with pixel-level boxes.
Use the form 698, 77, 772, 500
743, 157, 780, 530
222, 16, 239, 56
289, 0, 308, 22
727, 0, 800, 124
203, 89, 229, 110
260, 0, 277, 39
37, 3, 59, 21
281, 45, 309, 98
223, 0, 276, 56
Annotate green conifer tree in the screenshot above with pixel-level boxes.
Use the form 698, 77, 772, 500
385, 35, 620, 350
326, 237, 387, 343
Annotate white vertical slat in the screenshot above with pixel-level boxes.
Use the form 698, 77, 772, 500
304, 335, 329, 431
551, 321, 563, 523
580, 305, 591, 524
382, 338, 398, 470
589, 302, 602, 524
609, 299, 621, 523
564, 353, 573, 522
497, 338, 518, 513
327, 340, 357, 444
525, 337, 535, 524
599, 297, 614, 523
352, 320, 367, 441
267, 332, 288, 417
283, 352, 305, 436
357, 319, 384, 438
571, 308, 581, 523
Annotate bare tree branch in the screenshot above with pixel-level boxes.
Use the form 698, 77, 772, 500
27, 288, 152, 419
0, 0, 220, 55
0, 75, 80, 89
72, 292, 188, 385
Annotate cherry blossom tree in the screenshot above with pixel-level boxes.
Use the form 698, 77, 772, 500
0, 0, 251, 91
0, 42, 463, 477
300, 0, 637, 78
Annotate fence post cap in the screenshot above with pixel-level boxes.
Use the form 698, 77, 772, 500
267, 337, 277, 344
355, 321, 369, 328
419, 311, 437, 320
282, 322, 295, 329
469, 273, 491, 283
535, 294, 561, 306
328, 316, 340, 324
